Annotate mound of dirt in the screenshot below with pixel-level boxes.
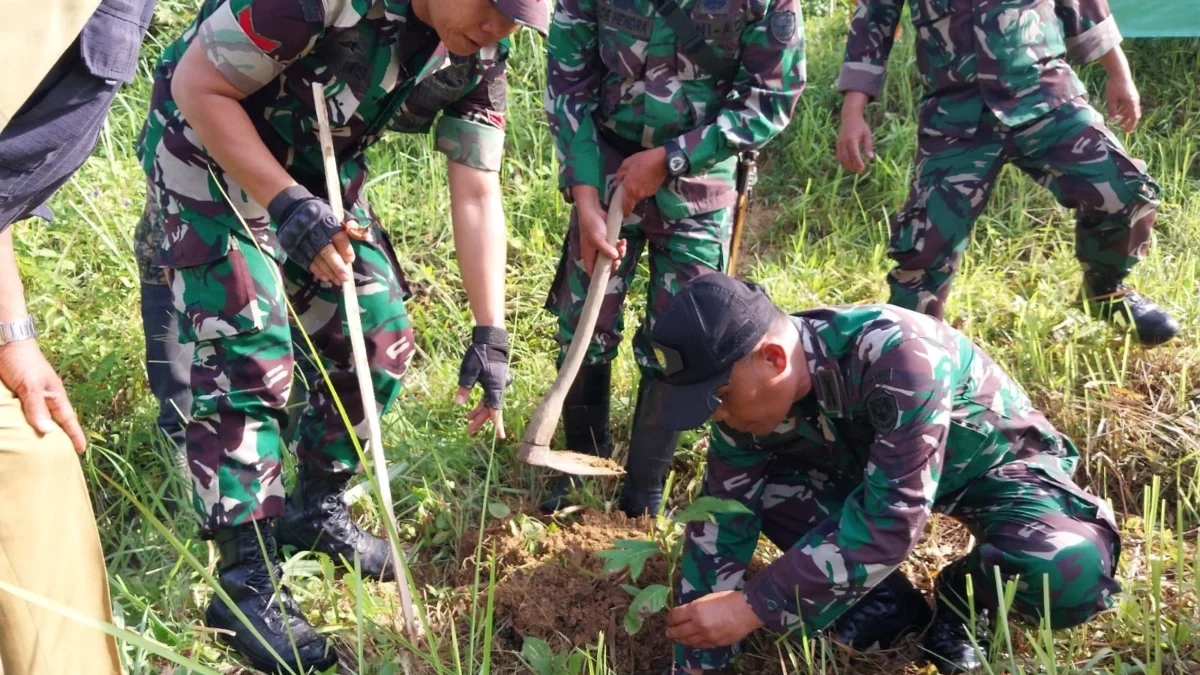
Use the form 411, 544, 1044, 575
457, 509, 674, 673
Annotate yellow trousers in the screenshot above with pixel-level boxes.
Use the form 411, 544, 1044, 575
0, 383, 120, 674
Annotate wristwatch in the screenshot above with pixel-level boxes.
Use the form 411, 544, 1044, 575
665, 146, 690, 178
0, 317, 37, 346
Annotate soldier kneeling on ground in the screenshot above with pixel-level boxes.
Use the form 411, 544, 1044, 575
649, 273, 1121, 674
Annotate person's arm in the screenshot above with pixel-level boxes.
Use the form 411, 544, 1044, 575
835, 0, 902, 173
1056, 0, 1122, 66
543, 0, 623, 271
545, 0, 604, 198
1054, 0, 1138, 131
657, 0, 807, 186
667, 425, 770, 673
738, 336, 953, 635
171, 0, 360, 283
0, 227, 86, 452
438, 53, 511, 437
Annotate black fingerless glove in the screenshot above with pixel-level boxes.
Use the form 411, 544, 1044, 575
267, 185, 342, 270
458, 326, 510, 410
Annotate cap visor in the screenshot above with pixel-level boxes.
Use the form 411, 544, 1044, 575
650, 373, 730, 431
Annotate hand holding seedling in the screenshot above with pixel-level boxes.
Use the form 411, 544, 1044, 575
666, 590, 764, 651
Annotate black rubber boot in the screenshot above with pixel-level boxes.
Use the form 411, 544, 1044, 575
276, 468, 394, 581
540, 363, 613, 513
828, 570, 933, 650
617, 376, 681, 518
1084, 276, 1179, 346
924, 558, 994, 674
205, 522, 338, 674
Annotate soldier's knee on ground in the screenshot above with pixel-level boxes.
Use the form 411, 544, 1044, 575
988, 527, 1119, 630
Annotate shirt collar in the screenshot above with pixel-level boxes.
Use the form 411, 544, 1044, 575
792, 315, 850, 419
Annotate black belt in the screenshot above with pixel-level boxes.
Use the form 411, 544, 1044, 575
597, 123, 647, 157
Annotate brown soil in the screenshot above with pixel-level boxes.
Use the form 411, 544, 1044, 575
450, 508, 980, 675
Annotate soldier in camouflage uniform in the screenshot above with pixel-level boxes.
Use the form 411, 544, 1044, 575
836, 0, 1178, 346
135, 0, 548, 670
540, 0, 807, 516
649, 274, 1120, 674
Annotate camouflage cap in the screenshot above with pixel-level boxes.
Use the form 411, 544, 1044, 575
650, 273, 778, 431
493, 0, 550, 36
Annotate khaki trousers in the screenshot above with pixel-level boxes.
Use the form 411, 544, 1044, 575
0, 383, 120, 674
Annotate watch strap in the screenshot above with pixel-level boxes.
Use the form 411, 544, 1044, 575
0, 316, 37, 346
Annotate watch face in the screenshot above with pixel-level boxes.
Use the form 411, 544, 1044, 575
668, 154, 687, 174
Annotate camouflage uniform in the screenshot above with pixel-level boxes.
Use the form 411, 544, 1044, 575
136, 0, 509, 534
838, 0, 1159, 318
544, 0, 807, 373
677, 305, 1120, 670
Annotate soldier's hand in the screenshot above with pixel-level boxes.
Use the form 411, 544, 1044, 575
837, 91, 874, 173
1099, 46, 1141, 134
268, 184, 355, 285
667, 590, 764, 649
615, 147, 669, 216
577, 201, 627, 277
310, 230, 356, 286
0, 340, 86, 453
1104, 74, 1142, 133
455, 326, 510, 438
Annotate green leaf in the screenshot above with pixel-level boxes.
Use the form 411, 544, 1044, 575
520, 636, 554, 675
623, 584, 669, 635
596, 539, 660, 583
620, 584, 641, 597
488, 501, 512, 519
671, 496, 753, 524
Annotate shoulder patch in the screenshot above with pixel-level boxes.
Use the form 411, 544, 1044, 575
865, 389, 899, 434
768, 10, 796, 43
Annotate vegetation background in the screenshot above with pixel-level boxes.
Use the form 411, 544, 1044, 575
11, 0, 1199, 672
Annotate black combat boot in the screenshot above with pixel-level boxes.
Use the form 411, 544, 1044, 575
540, 362, 613, 513
1083, 276, 1179, 346
924, 558, 994, 674
205, 522, 338, 674
617, 376, 681, 518
276, 468, 394, 581
828, 570, 933, 650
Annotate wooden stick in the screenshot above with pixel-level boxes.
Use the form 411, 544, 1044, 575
311, 82, 420, 639
515, 185, 625, 476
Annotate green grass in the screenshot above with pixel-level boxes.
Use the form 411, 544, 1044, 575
10, 1, 1200, 672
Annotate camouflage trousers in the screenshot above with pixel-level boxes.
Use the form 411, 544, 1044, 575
676, 457, 1121, 670
888, 97, 1160, 318
546, 152, 732, 376
169, 225, 415, 535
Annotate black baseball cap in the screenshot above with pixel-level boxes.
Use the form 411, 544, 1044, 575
649, 273, 779, 431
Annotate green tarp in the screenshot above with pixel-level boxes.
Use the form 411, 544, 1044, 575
1111, 0, 1200, 38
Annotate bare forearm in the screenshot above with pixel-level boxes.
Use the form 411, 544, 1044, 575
449, 162, 506, 328
841, 91, 870, 120
1098, 45, 1131, 80
0, 228, 28, 322
172, 45, 295, 208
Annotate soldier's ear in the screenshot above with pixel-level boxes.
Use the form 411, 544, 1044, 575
759, 341, 788, 375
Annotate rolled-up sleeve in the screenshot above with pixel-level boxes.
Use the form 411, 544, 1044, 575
436, 47, 508, 172
1056, 0, 1122, 65
196, 0, 358, 96
837, 0, 903, 99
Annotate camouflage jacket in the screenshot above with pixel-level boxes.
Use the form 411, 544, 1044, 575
135, 0, 508, 267
545, 0, 807, 219
837, 0, 1122, 137
678, 305, 1093, 656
